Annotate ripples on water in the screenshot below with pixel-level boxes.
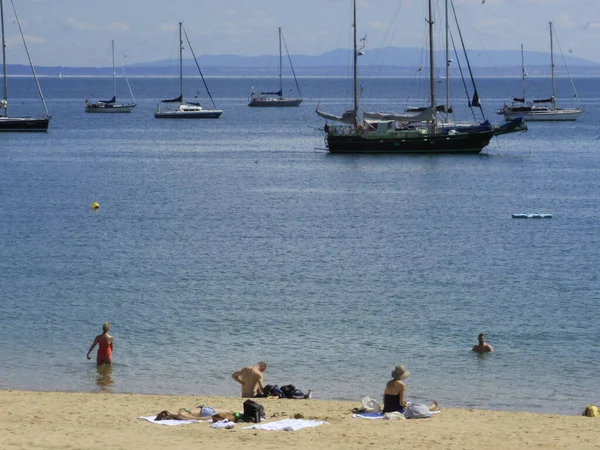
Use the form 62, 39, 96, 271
0, 77, 598, 415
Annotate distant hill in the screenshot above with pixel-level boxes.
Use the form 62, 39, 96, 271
8, 47, 600, 77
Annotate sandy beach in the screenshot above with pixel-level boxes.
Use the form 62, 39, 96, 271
1, 390, 599, 449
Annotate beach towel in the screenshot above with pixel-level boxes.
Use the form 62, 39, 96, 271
352, 412, 384, 419
138, 416, 208, 426
211, 419, 235, 429
243, 418, 327, 431
353, 410, 440, 420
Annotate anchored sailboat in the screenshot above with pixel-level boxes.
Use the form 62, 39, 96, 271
155, 22, 222, 119
248, 27, 302, 107
497, 22, 583, 121
316, 0, 526, 154
0, 0, 50, 132
85, 40, 136, 113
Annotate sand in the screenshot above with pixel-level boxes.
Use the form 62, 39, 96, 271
1, 390, 599, 449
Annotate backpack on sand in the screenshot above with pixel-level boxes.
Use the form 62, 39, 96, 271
243, 399, 266, 423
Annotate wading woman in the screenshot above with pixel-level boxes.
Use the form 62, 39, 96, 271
87, 322, 114, 366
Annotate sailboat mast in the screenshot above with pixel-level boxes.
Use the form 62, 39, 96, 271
179, 22, 183, 101
549, 21, 556, 109
352, 0, 358, 126
0, 0, 7, 116
444, 0, 449, 121
520, 44, 525, 102
428, 0, 436, 131
278, 27, 283, 96
112, 40, 116, 99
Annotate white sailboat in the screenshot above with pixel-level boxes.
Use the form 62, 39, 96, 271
248, 27, 302, 107
85, 40, 136, 113
498, 22, 583, 121
0, 0, 50, 132
155, 22, 222, 119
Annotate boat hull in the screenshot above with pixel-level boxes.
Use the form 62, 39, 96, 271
0, 116, 50, 132
154, 110, 222, 119
85, 104, 136, 113
325, 130, 494, 154
248, 97, 303, 107
502, 109, 582, 121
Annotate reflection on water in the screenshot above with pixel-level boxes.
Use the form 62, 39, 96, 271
96, 365, 114, 392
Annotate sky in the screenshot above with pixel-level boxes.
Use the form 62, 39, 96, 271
2, 0, 600, 67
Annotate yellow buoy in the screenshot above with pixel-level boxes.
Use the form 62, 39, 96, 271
92, 202, 100, 210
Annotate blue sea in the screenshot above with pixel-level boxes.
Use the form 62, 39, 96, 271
1, 75, 599, 415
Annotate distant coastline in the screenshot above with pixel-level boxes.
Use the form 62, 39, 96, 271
6, 46, 600, 78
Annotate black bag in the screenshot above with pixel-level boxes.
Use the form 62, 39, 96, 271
243, 399, 266, 423
280, 384, 296, 399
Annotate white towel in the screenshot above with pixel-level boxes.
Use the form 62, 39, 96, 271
211, 420, 235, 429
138, 415, 201, 426
352, 412, 384, 419
243, 418, 327, 431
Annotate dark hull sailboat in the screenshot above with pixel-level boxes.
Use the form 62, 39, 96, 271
0, 116, 49, 132
0, 0, 51, 132
324, 128, 494, 154
316, 0, 526, 154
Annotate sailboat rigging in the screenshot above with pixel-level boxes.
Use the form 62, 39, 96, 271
497, 22, 583, 121
85, 40, 136, 113
248, 27, 302, 107
315, 0, 526, 154
155, 22, 222, 119
0, 0, 50, 132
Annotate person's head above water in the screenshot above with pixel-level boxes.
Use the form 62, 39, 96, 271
478, 333, 485, 343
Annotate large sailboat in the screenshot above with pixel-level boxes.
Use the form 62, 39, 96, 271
248, 27, 302, 107
497, 22, 583, 121
0, 0, 50, 132
316, 0, 526, 154
155, 22, 222, 119
85, 40, 136, 113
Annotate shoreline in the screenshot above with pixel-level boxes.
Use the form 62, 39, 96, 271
1, 390, 598, 449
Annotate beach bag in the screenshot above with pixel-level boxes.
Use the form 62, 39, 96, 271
582, 405, 600, 417
264, 384, 286, 398
280, 384, 296, 399
291, 388, 306, 399
243, 399, 266, 423
404, 403, 433, 419
361, 396, 381, 413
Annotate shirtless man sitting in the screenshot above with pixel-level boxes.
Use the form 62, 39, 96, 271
472, 333, 494, 353
231, 361, 267, 397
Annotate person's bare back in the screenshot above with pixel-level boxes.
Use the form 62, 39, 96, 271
231, 362, 266, 397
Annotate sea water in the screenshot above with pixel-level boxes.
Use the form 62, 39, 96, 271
0, 76, 599, 415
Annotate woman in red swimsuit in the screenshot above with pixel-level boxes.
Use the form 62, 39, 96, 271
87, 322, 114, 366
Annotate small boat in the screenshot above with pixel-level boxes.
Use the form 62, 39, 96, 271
248, 27, 302, 108
85, 40, 136, 113
155, 22, 222, 119
0, 0, 50, 132
497, 24, 583, 122
511, 213, 553, 219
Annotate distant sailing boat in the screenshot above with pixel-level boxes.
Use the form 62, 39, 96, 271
248, 27, 302, 107
155, 22, 222, 119
497, 22, 583, 121
0, 0, 50, 132
85, 40, 136, 113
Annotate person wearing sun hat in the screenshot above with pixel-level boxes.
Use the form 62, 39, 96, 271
382, 365, 439, 414
382, 365, 411, 413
